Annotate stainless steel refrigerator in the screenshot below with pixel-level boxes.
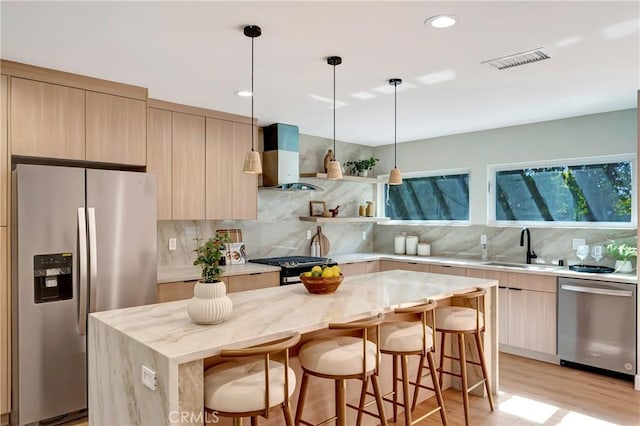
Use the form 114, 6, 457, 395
12, 164, 157, 425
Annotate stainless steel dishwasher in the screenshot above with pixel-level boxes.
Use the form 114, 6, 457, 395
558, 277, 636, 376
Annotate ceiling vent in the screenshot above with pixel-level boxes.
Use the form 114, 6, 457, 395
482, 48, 550, 70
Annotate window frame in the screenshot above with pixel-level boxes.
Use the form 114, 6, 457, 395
377, 168, 472, 225
487, 154, 637, 229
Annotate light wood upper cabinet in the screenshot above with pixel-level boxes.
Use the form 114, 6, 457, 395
205, 118, 234, 219
86, 91, 146, 165
10, 77, 85, 160
231, 123, 257, 219
147, 108, 172, 219
172, 112, 205, 220
1, 75, 7, 226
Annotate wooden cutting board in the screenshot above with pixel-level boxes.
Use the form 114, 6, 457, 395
310, 226, 330, 257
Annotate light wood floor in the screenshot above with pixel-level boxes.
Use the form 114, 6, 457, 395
65, 353, 639, 426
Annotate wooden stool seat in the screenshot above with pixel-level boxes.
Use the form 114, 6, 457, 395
295, 315, 388, 426
379, 301, 448, 425
436, 289, 493, 426
204, 333, 300, 426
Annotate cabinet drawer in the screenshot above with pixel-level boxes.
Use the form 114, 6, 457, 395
430, 264, 466, 276
227, 271, 279, 293
157, 280, 197, 303
508, 272, 556, 293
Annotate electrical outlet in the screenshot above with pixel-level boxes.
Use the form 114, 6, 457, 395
480, 234, 487, 244
141, 365, 157, 391
362, 231, 367, 240
306, 230, 312, 240
168, 237, 177, 251
572, 238, 586, 249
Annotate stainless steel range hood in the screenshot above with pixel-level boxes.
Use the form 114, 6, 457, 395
261, 123, 323, 191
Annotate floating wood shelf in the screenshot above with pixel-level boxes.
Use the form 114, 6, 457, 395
299, 216, 390, 223
299, 173, 381, 184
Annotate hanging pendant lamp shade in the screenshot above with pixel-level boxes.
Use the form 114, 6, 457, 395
388, 78, 403, 185
326, 56, 343, 180
242, 25, 263, 175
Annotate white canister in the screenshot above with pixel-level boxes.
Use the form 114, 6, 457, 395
417, 243, 431, 256
405, 236, 419, 255
394, 235, 406, 254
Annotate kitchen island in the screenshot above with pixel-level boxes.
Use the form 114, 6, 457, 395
88, 270, 498, 425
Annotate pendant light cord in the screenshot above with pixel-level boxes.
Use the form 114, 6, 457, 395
333, 61, 336, 158
251, 35, 255, 153
394, 82, 397, 168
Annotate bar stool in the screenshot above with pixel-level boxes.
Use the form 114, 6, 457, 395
295, 314, 388, 426
379, 300, 448, 425
436, 288, 494, 425
204, 332, 301, 426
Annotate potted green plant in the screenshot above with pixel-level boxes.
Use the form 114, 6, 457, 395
187, 235, 233, 324
606, 240, 637, 273
345, 157, 380, 177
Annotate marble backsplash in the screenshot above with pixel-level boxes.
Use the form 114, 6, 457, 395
374, 224, 637, 267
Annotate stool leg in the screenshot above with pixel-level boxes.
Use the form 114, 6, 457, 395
427, 351, 448, 426
392, 355, 399, 422
371, 374, 388, 426
400, 355, 412, 426
411, 354, 425, 411
283, 404, 294, 426
233, 418, 243, 426
335, 378, 347, 426
356, 376, 368, 426
250, 417, 258, 426
474, 331, 495, 412
294, 372, 310, 425
438, 331, 446, 387
458, 333, 470, 426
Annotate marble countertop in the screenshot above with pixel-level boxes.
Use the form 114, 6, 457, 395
329, 252, 637, 284
157, 263, 280, 283
91, 270, 497, 364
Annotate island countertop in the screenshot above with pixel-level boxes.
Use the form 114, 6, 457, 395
90, 269, 498, 365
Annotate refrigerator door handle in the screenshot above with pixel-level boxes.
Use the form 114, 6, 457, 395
88, 207, 98, 313
77, 207, 88, 336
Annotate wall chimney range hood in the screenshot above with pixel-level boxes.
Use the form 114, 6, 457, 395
261, 123, 323, 191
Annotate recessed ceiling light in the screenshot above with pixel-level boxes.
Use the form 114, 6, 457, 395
425, 14, 456, 29
234, 90, 253, 97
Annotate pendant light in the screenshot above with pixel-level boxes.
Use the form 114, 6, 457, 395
242, 25, 262, 174
326, 56, 343, 180
388, 78, 403, 185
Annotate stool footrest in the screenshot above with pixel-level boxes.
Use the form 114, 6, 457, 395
346, 403, 380, 420
437, 368, 462, 378
410, 406, 443, 425
442, 354, 482, 367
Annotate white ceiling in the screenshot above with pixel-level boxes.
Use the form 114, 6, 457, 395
1, 1, 639, 146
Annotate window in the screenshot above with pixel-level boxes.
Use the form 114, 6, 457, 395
490, 156, 635, 226
383, 172, 470, 221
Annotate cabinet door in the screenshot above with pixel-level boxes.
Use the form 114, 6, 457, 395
227, 272, 279, 293
362, 260, 380, 274
498, 287, 508, 345
147, 108, 172, 219
86, 92, 146, 165
380, 260, 428, 272
157, 280, 197, 303
507, 289, 557, 354
10, 77, 85, 160
1, 75, 7, 226
205, 118, 233, 219
232, 123, 258, 219
430, 264, 466, 276
339, 262, 366, 276
508, 272, 556, 293
172, 112, 205, 219
1, 227, 8, 414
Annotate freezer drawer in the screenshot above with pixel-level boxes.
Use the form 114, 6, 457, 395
558, 277, 636, 375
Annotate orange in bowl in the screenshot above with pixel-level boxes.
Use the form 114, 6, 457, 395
300, 273, 344, 294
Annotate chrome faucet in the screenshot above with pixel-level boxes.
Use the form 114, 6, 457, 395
519, 227, 537, 264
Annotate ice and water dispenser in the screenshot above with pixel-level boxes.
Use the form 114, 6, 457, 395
33, 253, 73, 303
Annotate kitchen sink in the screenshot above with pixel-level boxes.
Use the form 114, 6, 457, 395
482, 261, 560, 271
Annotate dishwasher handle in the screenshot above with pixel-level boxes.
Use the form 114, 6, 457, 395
561, 284, 633, 298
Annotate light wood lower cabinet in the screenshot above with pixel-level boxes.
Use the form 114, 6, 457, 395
430, 264, 466, 276
157, 272, 279, 303
338, 260, 380, 276
157, 280, 197, 303
506, 288, 556, 354
226, 271, 279, 293
85, 91, 146, 166
10, 77, 85, 160
1, 75, 7, 227
380, 260, 429, 272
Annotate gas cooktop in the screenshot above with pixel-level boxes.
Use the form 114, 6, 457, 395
250, 256, 333, 268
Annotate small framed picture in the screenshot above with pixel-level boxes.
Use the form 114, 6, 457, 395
309, 201, 326, 217
226, 242, 247, 265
